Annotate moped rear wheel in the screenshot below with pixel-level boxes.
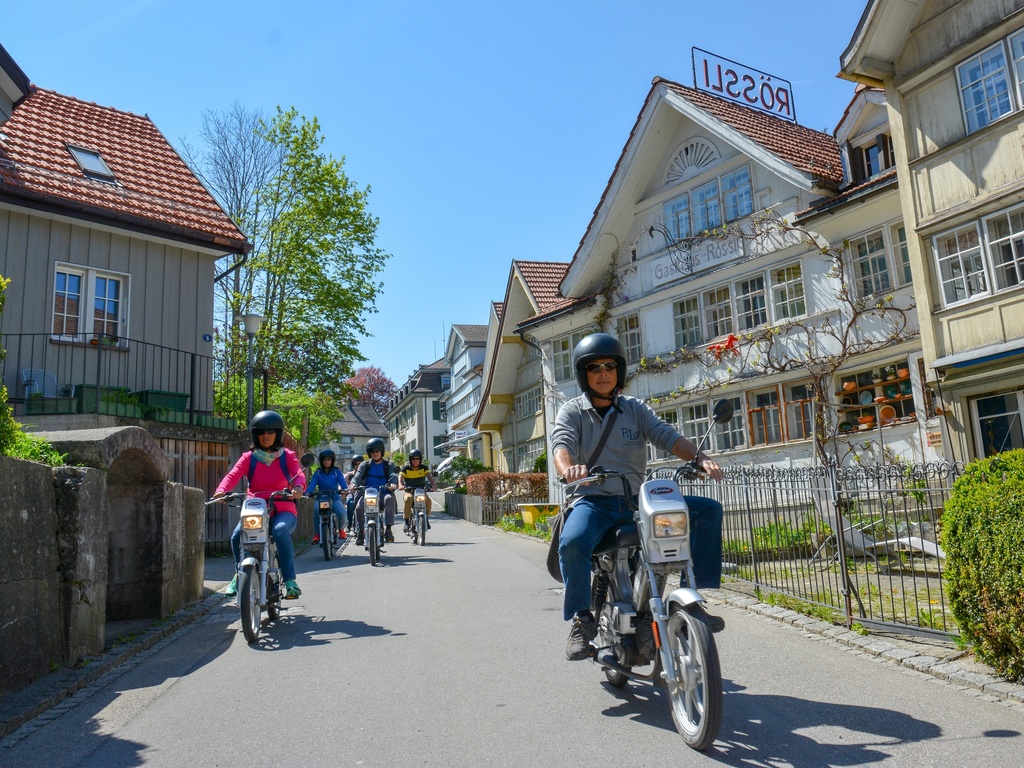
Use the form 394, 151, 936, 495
239, 563, 261, 643
321, 520, 333, 561
665, 605, 722, 751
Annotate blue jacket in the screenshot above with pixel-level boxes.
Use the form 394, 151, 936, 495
307, 466, 348, 500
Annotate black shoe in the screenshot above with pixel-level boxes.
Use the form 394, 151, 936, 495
356, 537, 364, 547
565, 612, 597, 661
704, 612, 725, 633
385, 526, 395, 543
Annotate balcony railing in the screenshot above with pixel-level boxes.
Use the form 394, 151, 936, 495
1, 332, 235, 429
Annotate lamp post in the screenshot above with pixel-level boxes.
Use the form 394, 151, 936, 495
235, 313, 266, 427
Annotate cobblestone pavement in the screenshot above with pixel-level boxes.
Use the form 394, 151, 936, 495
4, 527, 1024, 743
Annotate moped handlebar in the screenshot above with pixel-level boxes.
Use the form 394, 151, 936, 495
559, 466, 634, 498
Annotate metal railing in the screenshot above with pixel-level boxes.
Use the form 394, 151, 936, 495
1, 332, 230, 426
676, 461, 962, 639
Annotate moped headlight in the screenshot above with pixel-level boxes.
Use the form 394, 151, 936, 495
319, 500, 331, 510
242, 514, 264, 531
366, 496, 377, 507
652, 512, 688, 538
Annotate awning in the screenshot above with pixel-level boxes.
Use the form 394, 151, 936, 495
932, 339, 1024, 372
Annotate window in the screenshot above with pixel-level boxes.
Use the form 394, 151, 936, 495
850, 134, 895, 182
850, 230, 891, 297
616, 314, 642, 363
747, 386, 782, 446
51, 265, 128, 344
785, 382, 814, 441
681, 403, 708, 444
935, 224, 986, 305
553, 330, 588, 382
67, 145, 116, 183
664, 195, 691, 241
714, 396, 745, 451
514, 386, 541, 420
986, 205, 1024, 290
673, 297, 702, 348
892, 224, 912, 286
722, 166, 753, 222
1013, 30, 1024, 105
958, 42, 1013, 133
703, 286, 733, 339
771, 263, 805, 319
515, 438, 545, 473
736, 276, 767, 331
692, 179, 722, 232
648, 409, 678, 461
440, 375, 451, 389
974, 392, 1024, 457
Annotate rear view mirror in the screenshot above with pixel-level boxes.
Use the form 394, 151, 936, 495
301, 452, 316, 468
712, 399, 734, 424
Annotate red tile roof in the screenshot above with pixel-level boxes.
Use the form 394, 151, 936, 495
660, 78, 843, 184
0, 87, 249, 252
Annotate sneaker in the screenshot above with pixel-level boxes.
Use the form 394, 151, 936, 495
285, 580, 302, 599
312, 535, 320, 544
565, 612, 597, 661
705, 612, 726, 633
224, 574, 238, 597
339, 529, 347, 539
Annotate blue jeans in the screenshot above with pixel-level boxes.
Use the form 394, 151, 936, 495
231, 511, 298, 582
312, 496, 345, 536
558, 494, 723, 621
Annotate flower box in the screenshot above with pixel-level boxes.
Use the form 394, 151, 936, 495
25, 396, 77, 415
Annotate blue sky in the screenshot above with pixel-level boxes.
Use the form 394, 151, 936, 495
5, 1, 868, 386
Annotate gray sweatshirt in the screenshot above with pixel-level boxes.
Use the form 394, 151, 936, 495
551, 394, 680, 500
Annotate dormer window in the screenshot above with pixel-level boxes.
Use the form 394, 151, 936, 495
848, 133, 894, 184
67, 145, 116, 183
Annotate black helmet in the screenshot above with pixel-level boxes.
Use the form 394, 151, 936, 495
366, 437, 386, 456
409, 449, 423, 461
318, 449, 336, 470
250, 410, 285, 450
572, 332, 627, 393
351, 455, 363, 469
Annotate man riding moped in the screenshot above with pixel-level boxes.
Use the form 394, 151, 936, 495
351, 438, 399, 546
551, 333, 726, 661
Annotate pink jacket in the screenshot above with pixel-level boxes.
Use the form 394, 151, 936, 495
216, 449, 306, 515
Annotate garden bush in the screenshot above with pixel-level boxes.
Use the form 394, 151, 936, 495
944, 450, 1024, 681
466, 471, 548, 499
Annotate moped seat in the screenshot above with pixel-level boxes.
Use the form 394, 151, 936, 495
593, 523, 639, 555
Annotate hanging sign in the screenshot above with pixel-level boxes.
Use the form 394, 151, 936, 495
692, 47, 796, 123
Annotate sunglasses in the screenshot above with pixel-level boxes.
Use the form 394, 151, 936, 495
254, 429, 277, 436
411, 457, 421, 461
585, 360, 618, 373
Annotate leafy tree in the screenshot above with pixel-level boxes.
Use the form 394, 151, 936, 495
182, 104, 389, 422
346, 366, 397, 419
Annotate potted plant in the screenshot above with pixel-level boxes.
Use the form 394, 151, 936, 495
884, 364, 898, 381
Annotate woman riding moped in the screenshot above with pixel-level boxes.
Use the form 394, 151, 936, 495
307, 449, 348, 543
212, 410, 306, 599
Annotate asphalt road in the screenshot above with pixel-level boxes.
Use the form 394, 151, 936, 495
3, 514, 1024, 767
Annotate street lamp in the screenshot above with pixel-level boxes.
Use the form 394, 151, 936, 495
235, 313, 266, 427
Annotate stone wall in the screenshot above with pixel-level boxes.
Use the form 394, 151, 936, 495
0, 426, 205, 696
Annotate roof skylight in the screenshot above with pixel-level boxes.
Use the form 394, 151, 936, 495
67, 145, 116, 182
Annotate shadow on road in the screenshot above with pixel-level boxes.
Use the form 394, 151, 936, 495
599, 676, 951, 765
250, 613, 396, 651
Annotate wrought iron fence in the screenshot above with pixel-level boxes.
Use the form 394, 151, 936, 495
1, 332, 235, 428
677, 461, 963, 639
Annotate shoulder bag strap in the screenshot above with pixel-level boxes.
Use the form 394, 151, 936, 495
584, 406, 618, 468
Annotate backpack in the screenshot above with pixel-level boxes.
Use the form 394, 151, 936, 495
247, 452, 290, 485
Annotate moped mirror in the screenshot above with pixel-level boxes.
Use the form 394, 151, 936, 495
712, 398, 734, 424
301, 452, 316, 467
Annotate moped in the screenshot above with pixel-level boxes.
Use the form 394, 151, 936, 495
410, 487, 429, 545
315, 490, 340, 561
208, 452, 314, 643
562, 399, 733, 751
354, 481, 394, 566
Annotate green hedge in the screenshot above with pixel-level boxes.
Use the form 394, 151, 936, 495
945, 450, 1024, 681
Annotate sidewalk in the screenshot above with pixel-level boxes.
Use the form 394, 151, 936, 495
4, 533, 1024, 740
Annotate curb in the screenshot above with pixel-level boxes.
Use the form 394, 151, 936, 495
710, 590, 1024, 706
0, 589, 229, 741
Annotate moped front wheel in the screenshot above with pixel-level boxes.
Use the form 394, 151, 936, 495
665, 605, 722, 751
417, 513, 427, 546
321, 520, 333, 561
239, 563, 262, 643
368, 524, 380, 566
